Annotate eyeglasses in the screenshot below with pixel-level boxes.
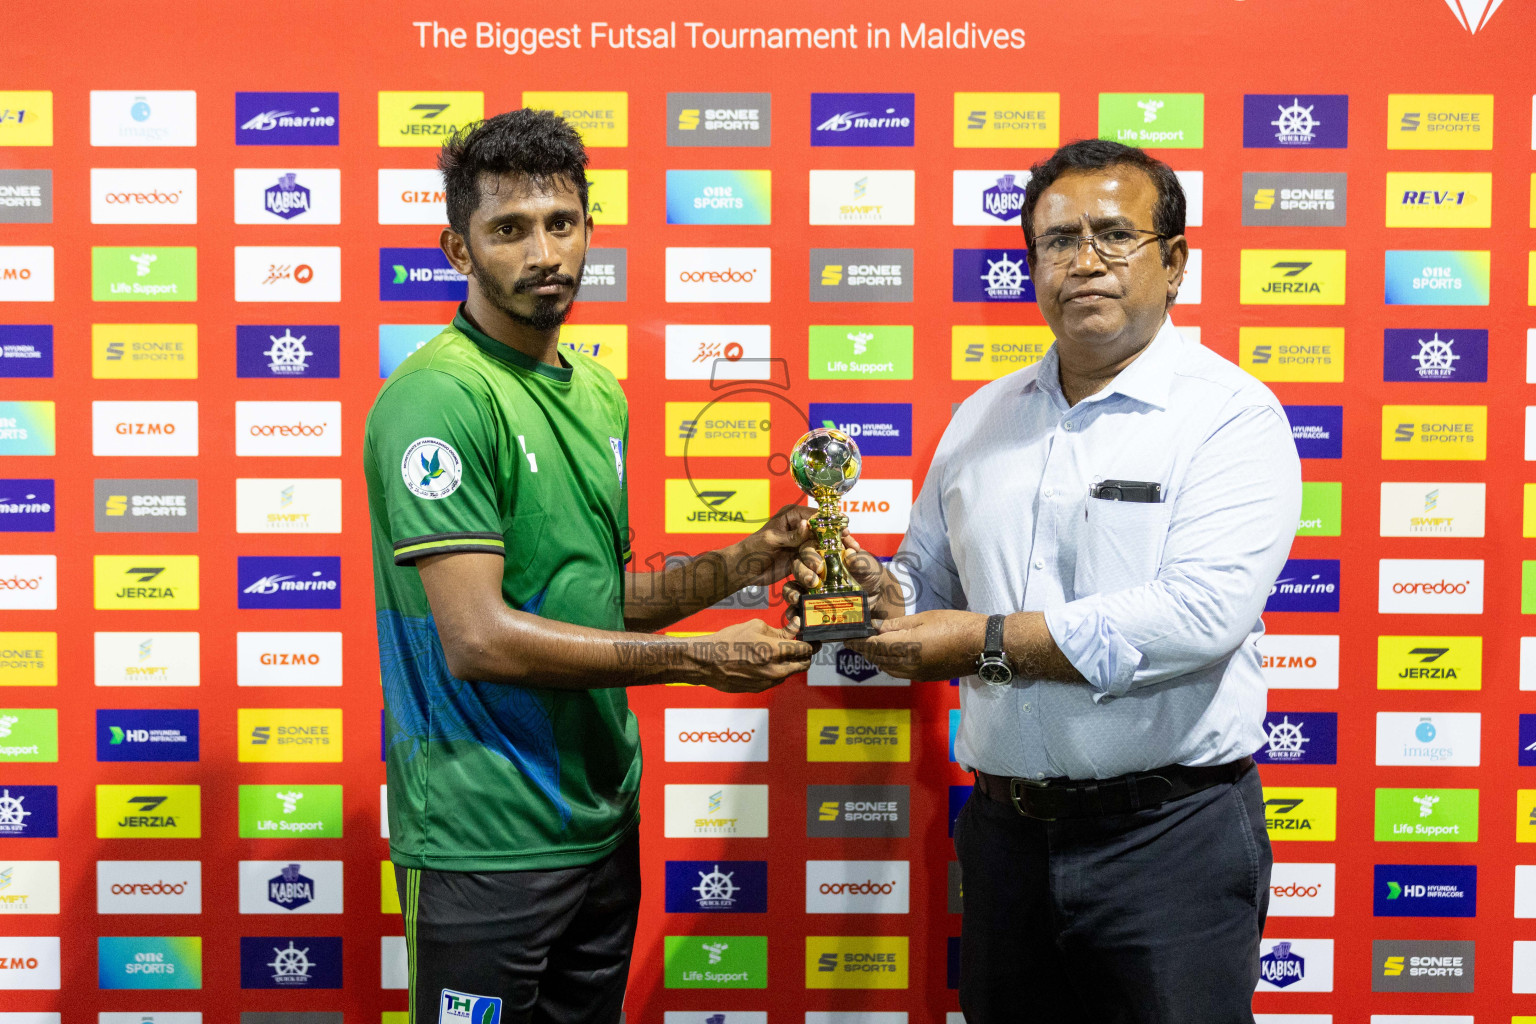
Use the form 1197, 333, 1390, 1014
1032, 228, 1168, 266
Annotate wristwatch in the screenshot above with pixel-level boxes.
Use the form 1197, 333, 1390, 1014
976, 613, 1014, 686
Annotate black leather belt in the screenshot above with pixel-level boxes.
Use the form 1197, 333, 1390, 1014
973, 756, 1253, 821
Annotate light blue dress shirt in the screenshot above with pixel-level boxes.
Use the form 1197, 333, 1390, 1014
894, 318, 1302, 780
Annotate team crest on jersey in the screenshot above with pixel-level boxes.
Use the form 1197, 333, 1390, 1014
610, 436, 625, 484
440, 988, 502, 1024
402, 437, 463, 499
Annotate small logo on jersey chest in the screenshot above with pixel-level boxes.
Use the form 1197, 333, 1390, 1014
402, 437, 463, 499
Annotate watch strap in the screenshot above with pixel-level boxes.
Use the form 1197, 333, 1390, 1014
984, 614, 1006, 657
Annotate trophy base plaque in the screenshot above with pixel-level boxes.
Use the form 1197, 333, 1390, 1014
799, 590, 875, 642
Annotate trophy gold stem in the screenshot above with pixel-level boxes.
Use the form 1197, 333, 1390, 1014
809, 490, 855, 594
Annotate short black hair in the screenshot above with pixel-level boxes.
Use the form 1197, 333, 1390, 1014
1021, 139, 1186, 265
438, 108, 590, 236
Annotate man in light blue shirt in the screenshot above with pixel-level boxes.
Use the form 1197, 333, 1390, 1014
790, 140, 1300, 1022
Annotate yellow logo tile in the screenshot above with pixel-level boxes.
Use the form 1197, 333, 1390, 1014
586, 168, 627, 225
0, 92, 53, 146
1380, 405, 1486, 461
1239, 250, 1346, 305
237, 708, 343, 763
96, 783, 200, 838
93, 555, 199, 610
92, 324, 198, 379
1376, 635, 1481, 690
1385, 172, 1491, 228
0, 632, 56, 686
381, 861, 401, 914
522, 92, 628, 147
559, 324, 627, 379
807, 709, 911, 762
664, 479, 770, 534
1387, 94, 1493, 150
1263, 786, 1337, 841
665, 402, 771, 457
951, 325, 1053, 380
1520, 790, 1536, 842
1238, 327, 1344, 382
378, 91, 484, 147
953, 92, 1059, 148
805, 935, 909, 988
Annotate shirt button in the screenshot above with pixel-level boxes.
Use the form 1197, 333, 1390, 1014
1022, 703, 1032, 713
1032, 558, 1045, 570
1036, 772, 1046, 780
1043, 487, 1054, 498
1063, 421, 1075, 432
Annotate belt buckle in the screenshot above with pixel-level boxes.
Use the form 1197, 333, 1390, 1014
1008, 776, 1056, 821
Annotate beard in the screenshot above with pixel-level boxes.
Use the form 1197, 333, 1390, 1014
466, 242, 585, 331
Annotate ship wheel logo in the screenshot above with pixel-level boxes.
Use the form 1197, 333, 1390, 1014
980, 252, 1030, 300
1264, 716, 1310, 759
1411, 333, 1459, 379
0, 789, 30, 827
263, 329, 312, 374
692, 864, 740, 909
268, 941, 314, 982
1270, 99, 1320, 145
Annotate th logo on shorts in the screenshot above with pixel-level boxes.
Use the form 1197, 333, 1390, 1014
440, 988, 502, 1024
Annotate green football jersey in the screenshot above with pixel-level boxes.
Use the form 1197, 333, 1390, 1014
364, 308, 640, 871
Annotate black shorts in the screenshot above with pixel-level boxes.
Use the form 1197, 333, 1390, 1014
395, 829, 641, 1024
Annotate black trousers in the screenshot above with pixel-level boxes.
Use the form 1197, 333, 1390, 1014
395, 829, 641, 1024
955, 764, 1272, 1024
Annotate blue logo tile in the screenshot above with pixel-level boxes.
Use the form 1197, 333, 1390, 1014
810, 93, 915, 146
236, 325, 340, 378
663, 860, 768, 913
237, 556, 341, 610
235, 92, 340, 146
97, 709, 200, 762
807, 403, 911, 457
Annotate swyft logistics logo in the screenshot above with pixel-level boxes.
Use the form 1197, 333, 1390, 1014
1258, 634, 1339, 690
952, 326, 1053, 381
90, 168, 197, 225
93, 632, 199, 688
1239, 250, 1346, 305
665, 403, 769, 458
663, 935, 767, 988
1372, 939, 1475, 993
0, 631, 58, 687
810, 93, 914, 146
0, 479, 53, 532
1375, 787, 1478, 841
1238, 327, 1343, 383
953, 249, 1035, 303
90, 91, 196, 147
1257, 939, 1334, 992
1254, 712, 1337, 765
96, 709, 198, 762
0, 325, 53, 377
238, 784, 343, 838
91, 324, 197, 380
236, 401, 340, 457
808, 170, 915, 226
1383, 328, 1487, 382
380, 247, 467, 301
808, 403, 911, 457
806, 860, 910, 914
0, 555, 56, 611
1263, 786, 1338, 840
238, 859, 343, 914
1098, 93, 1203, 148
811, 248, 913, 303
1266, 559, 1340, 613
809, 325, 914, 380
1384, 250, 1490, 305
93, 556, 199, 611
665, 170, 771, 225
0, 92, 53, 146
95, 784, 201, 838
664, 480, 769, 534
236, 325, 340, 379
0, 860, 62, 914
1242, 94, 1348, 148
662, 784, 768, 838
522, 91, 627, 147
97, 936, 201, 990
1374, 864, 1476, 917
0, 246, 54, 302
235, 479, 342, 534
378, 92, 484, 147
805, 936, 909, 989
91, 247, 196, 302
239, 936, 342, 989
807, 709, 910, 762
1378, 635, 1482, 690
0, 709, 56, 762
237, 557, 341, 610
668, 92, 772, 146
235, 92, 339, 146
1386, 172, 1491, 228
1375, 711, 1481, 766
663, 860, 768, 913
1381, 405, 1486, 460
0, 786, 56, 837
1243, 172, 1348, 228
1389, 94, 1493, 150
0, 402, 54, 456
954, 93, 1059, 148
238, 709, 342, 763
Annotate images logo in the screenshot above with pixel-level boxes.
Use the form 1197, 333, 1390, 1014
90, 91, 196, 147
97, 936, 202, 990
663, 860, 768, 913
236, 92, 339, 145
0, 91, 53, 147
663, 935, 768, 989
378, 92, 484, 146
1383, 328, 1487, 382
1374, 864, 1476, 917
0, 786, 56, 837
93, 555, 199, 611
807, 403, 911, 457
1388, 94, 1493, 150
91, 323, 197, 380
1242, 94, 1349, 148
1375, 787, 1478, 842
235, 325, 340, 379
810, 93, 915, 146
239, 936, 342, 989
1263, 787, 1338, 840
952, 249, 1035, 303
809, 325, 914, 380
1372, 939, 1475, 992
0, 479, 53, 532
380, 247, 467, 301
521, 91, 627, 147
666, 170, 771, 226
1377, 634, 1482, 690
96, 709, 198, 762
807, 709, 910, 762
237, 557, 341, 610
1384, 250, 1490, 306
666, 248, 771, 303
91, 246, 196, 302
1266, 559, 1340, 613
663, 784, 769, 838
1241, 172, 1348, 228
668, 92, 771, 147
1098, 93, 1204, 148
810, 248, 913, 303
954, 93, 1059, 148
1381, 404, 1486, 460
95, 784, 201, 838
1239, 250, 1346, 305
1254, 712, 1337, 765
804, 936, 909, 989
806, 785, 910, 837
238, 784, 344, 838
0, 324, 52, 378
1375, 711, 1480, 766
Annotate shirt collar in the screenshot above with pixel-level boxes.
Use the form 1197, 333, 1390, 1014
453, 304, 574, 383
1026, 317, 1183, 411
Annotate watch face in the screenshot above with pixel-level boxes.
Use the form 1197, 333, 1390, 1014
978, 661, 1012, 685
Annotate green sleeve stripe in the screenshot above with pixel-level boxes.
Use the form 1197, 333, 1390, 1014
394, 537, 505, 564
394, 530, 503, 549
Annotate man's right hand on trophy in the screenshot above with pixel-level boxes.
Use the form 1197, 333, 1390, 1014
782, 529, 892, 633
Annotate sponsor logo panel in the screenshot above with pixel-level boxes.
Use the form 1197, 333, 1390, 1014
808, 403, 910, 457
559, 324, 627, 379
841, 479, 911, 535
239, 936, 342, 989
237, 632, 342, 687
1371, 939, 1475, 992
1268, 863, 1335, 917
806, 785, 909, 837
90, 91, 196, 147
377, 169, 444, 225
0, 325, 52, 378
235, 401, 340, 457
1241, 172, 1348, 228
805, 860, 910, 914
0, 860, 60, 914
379, 247, 466, 302
97, 936, 201, 989
0, 785, 56, 837
1258, 635, 1339, 690
1380, 482, 1485, 538
237, 556, 341, 610
666, 248, 771, 303
1375, 712, 1480, 766
0, 401, 53, 456
0, 936, 59, 989
667, 92, 772, 147
586, 168, 627, 224
1263, 787, 1338, 841
663, 935, 767, 989
807, 709, 911, 762
1239, 250, 1346, 305
94, 632, 200, 687
808, 171, 915, 226
91, 401, 196, 456
0, 91, 53, 147
0, 170, 52, 224
91, 246, 196, 302
91, 323, 197, 380
1238, 327, 1343, 382
234, 168, 341, 224
663, 479, 769, 534
1384, 250, 1490, 306
1386, 172, 1491, 228
1098, 92, 1204, 148
234, 246, 340, 302
0, 709, 54, 763
93, 555, 199, 611
96, 709, 198, 762
238, 784, 344, 838
663, 860, 768, 913
953, 249, 1034, 303
951, 325, 1052, 380
0, 479, 52, 532
810, 325, 913, 380
236, 91, 339, 145
0, 246, 53, 302
666, 170, 770, 225
0, 555, 55, 610
804, 936, 909, 989
1377, 635, 1482, 690
1285, 405, 1342, 459
1521, 714, 1536, 767
95, 784, 201, 838
663, 784, 769, 838
664, 708, 768, 762
1266, 559, 1340, 613
90, 168, 197, 225
811, 248, 912, 303
808, 643, 910, 687
1388, 94, 1493, 150
1374, 864, 1476, 917
0, 632, 57, 687
1254, 712, 1337, 765
1375, 788, 1478, 842
378, 92, 483, 147
1377, 559, 1483, 614
1297, 482, 1341, 537
810, 92, 914, 146
235, 478, 341, 533
1380, 405, 1486, 460
96, 860, 201, 913
952, 170, 1031, 225
575, 248, 626, 302
1256, 938, 1333, 992
953, 93, 1059, 148
521, 91, 627, 146
665, 402, 769, 458
1242, 94, 1349, 148
238, 860, 343, 914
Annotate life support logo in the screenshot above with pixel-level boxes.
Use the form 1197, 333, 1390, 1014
402, 438, 462, 500
441, 989, 502, 1024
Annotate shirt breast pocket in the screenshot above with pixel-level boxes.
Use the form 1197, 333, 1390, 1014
1073, 497, 1175, 598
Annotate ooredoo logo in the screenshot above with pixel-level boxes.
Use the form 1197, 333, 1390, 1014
1267, 862, 1336, 916
249, 422, 327, 437
110, 880, 187, 895
1391, 579, 1468, 594
1378, 559, 1483, 615
677, 267, 758, 283
0, 556, 56, 610
664, 708, 768, 763
805, 860, 910, 914
90, 169, 198, 225
96, 860, 202, 914
235, 402, 341, 457
666, 248, 771, 303
818, 880, 898, 894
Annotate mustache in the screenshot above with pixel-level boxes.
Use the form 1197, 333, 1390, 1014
513, 272, 577, 293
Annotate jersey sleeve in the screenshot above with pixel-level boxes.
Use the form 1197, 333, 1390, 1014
368, 368, 505, 566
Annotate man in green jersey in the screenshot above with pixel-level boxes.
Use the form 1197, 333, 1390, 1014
364, 109, 814, 1024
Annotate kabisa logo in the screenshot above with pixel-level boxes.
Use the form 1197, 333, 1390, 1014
663, 860, 769, 913
239, 936, 342, 988
667, 92, 771, 147
237, 556, 341, 610
0, 786, 56, 836
1258, 941, 1306, 988
1284, 405, 1343, 460
1242, 95, 1349, 148
262, 174, 311, 220
401, 438, 463, 500
441, 990, 503, 1024
0, 324, 53, 378
808, 403, 911, 457
96, 709, 199, 762
1383, 328, 1487, 382
378, 92, 484, 147
808, 642, 909, 687
1376, 711, 1480, 766
267, 863, 315, 910
1374, 864, 1477, 917
810, 93, 915, 146
1266, 559, 1340, 613
0, 479, 53, 532
1384, 250, 1491, 306
235, 325, 340, 379
983, 173, 1026, 221
236, 92, 339, 145
953, 249, 1035, 302
1254, 712, 1338, 765
380, 247, 467, 301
